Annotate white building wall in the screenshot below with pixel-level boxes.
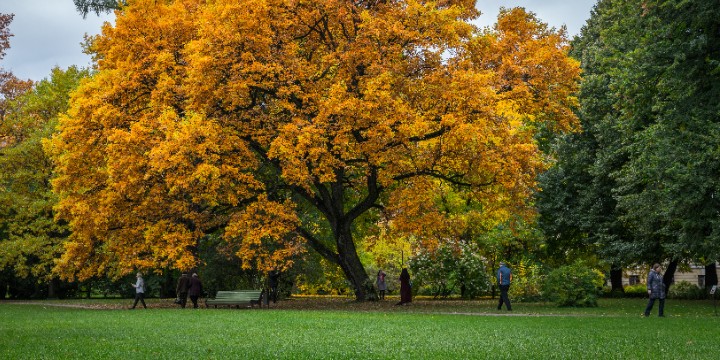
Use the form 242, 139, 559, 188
622, 263, 719, 287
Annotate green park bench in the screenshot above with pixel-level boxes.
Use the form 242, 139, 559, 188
205, 290, 266, 309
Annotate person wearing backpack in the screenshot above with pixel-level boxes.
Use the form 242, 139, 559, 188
130, 272, 147, 309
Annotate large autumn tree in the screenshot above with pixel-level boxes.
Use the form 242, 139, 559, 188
49, 0, 579, 300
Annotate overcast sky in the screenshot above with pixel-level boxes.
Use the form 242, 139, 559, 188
2, 0, 597, 82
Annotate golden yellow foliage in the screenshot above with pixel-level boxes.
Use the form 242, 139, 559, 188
48, 0, 578, 298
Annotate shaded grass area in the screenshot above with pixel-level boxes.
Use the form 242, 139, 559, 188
1, 298, 718, 359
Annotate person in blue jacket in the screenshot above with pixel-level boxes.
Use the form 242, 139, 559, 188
497, 262, 512, 311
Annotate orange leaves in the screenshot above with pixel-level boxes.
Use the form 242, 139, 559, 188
269, 119, 344, 190
145, 110, 260, 205
375, 8, 580, 249
471, 8, 580, 133
224, 195, 304, 272
141, 220, 199, 271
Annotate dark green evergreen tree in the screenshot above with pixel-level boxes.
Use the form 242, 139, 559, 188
538, 0, 720, 293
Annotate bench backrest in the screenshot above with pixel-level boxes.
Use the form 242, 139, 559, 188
213, 290, 262, 300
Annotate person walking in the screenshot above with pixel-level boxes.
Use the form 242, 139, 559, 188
396, 268, 412, 305
130, 272, 147, 309
176, 272, 190, 308
644, 263, 666, 317
376, 270, 387, 300
497, 261, 512, 311
188, 273, 203, 309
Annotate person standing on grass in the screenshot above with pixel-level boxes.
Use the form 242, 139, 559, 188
644, 263, 666, 317
376, 270, 387, 300
130, 272, 147, 309
497, 262, 512, 311
188, 273, 203, 309
396, 268, 412, 305
176, 272, 190, 308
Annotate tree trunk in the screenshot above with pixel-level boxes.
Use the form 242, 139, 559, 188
163, 271, 174, 298
705, 262, 718, 291
662, 260, 678, 297
47, 278, 57, 299
335, 224, 376, 301
610, 265, 624, 294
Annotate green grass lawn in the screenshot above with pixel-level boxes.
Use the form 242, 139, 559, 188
1, 297, 718, 359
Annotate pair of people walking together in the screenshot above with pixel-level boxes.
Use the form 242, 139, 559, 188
131, 272, 203, 309
177, 272, 203, 308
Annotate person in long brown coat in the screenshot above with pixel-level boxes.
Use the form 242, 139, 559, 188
396, 268, 412, 305
176, 273, 190, 308
188, 273, 203, 309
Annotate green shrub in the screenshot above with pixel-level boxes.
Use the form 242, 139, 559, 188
668, 281, 707, 300
410, 242, 490, 299
602, 285, 624, 298
622, 283, 649, 298
508, 260, 545, 302
543, 262, 604, 307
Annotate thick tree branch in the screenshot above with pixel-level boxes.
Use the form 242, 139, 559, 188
297, 226, 339, 265
393, 169, 495, 188
347, 166, 382, 221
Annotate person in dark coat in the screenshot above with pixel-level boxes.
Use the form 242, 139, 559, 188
644, 263, 666, 317
396, 268, 412, 305
188, 273, 203, 309
176, 272, 190, 308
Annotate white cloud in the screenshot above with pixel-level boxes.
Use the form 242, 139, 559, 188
475, 0, 597, 36
2, 0, 112, 81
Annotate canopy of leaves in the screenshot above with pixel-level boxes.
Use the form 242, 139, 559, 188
537, 0, 634, 265
49, 0, 580, 292
0, 66, 88, 280
539, 0, 720, 268
610, 0, 720, 262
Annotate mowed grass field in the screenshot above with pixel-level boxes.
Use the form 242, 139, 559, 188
1, 297, 718, 359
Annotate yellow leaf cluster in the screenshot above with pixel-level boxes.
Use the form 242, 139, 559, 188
224, 195, 304, 272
